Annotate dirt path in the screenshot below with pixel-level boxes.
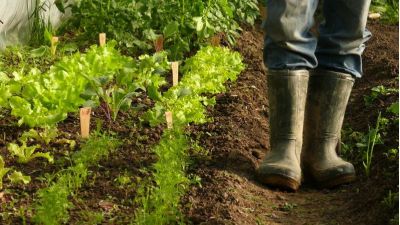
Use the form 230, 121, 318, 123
183, 22, 398, 225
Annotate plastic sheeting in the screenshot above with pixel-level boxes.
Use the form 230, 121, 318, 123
0, 0, 70, 49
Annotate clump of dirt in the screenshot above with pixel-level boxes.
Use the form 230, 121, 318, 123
183, 21, 399, 225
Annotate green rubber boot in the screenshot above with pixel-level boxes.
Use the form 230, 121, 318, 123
257, 70, 309, 191
302, 70, 356, 188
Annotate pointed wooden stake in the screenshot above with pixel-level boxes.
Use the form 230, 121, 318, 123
51, 36, 59, 56
210, 34, 221, 46
171, 62, 179, 86
80, 107, 92, 138
99, 33, 106, 47
165, 111, 173, 129
154, 36, 164, 52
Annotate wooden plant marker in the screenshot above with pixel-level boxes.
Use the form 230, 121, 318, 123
171, 61, 179, 86
368, 13, 381, 20
80, 107, 92, 138
51, 36, 59, 56
154, 36, 164, 52
210, 34, 221, 46
165, 111, 173, 129
99, 33, 106, 47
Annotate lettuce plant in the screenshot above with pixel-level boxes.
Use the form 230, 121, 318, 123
7, 142, 54, 164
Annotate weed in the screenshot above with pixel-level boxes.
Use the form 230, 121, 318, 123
384, 148, 399, 161
114, 172, 132, 187
280, 202, 297, 212
29, 0, 54, 46
363, 112, 384, 177
382, 190, 399, 210
79, 210, 104, 225
364, 85, 398, 106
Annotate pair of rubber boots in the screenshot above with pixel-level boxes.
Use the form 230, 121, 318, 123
257, 69, 356, 191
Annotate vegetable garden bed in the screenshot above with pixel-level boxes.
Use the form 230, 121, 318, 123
0, 1, 398, 225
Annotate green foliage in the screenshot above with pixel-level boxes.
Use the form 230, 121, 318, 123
0, 46, 56, 77
135, 46, 244, 224
387, 101, 399, 115
33, 133, 121, 225
7, 171, 31, 185
341, 112, 390, 177
57, 0, 258, 60
229, 0, 259, 25
134, 128, 189, 225
29, 0, 55, 46
1, 41, 170, 126
7, 142, 53, 164
1, 41, 129, 126
364, 85, 398, 106
83, 51, 170, 121
143, 46, 244, 126
20, 127, 59, 145
0, 156, 11, 190
371, 0, 399, 24
383, 190, 399, 210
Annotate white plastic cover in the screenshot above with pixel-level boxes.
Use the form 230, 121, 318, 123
0, 0, 70, 49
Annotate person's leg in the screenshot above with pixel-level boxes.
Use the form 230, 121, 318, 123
258, 0, 318, 191
303, 70, 356, 187
302, 0, 372, 187
316, 0, 372, 78
263, 0, 319, 70
257, 70, 309, 191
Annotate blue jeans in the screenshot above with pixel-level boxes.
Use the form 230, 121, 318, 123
263, 0, 372, 78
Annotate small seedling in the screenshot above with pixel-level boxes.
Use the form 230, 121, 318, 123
0, 156, 11, 189
363, 112, 383, 177
8, 171, 31, 185
7, 142, 54, 164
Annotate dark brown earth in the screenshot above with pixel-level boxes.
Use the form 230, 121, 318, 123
183, 21, 399, 225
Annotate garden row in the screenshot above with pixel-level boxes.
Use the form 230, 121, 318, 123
0, 0, 259, 224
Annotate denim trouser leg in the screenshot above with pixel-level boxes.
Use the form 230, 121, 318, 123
316, 0, 372, 78
263, 0, 319, 70
264, 0, 372, 77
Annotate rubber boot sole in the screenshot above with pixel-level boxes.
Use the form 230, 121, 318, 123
257, 174, 300, 192
303, 168, 356, 189
318, 174, 356, 189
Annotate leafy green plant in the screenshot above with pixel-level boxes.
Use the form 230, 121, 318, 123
7, 171, 31, 185
0, 156, 11, 190
143, 46, 244, 126
57, 0, 258, 60
7, 142, 53, 164
134, 46, 244, 224
1, 41, 174, 126
364, 85, 398, 106
20, 126, 59, 145
83, 51, 170, 121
